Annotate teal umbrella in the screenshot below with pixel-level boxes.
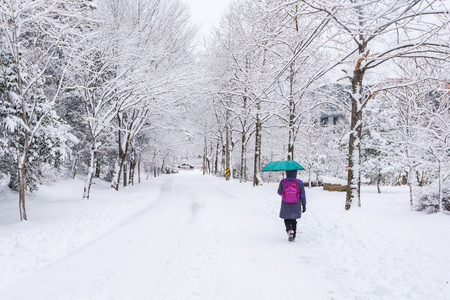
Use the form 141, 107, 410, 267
261, 160, 305, 172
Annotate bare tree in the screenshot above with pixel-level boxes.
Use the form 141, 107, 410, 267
304, 0, 450, 209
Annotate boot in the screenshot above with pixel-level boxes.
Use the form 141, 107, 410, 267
288, 230, 295, 242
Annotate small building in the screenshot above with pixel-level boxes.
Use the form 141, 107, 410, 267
314, 83, 350, 126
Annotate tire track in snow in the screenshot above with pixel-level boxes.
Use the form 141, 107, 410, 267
145, 173, 222, 299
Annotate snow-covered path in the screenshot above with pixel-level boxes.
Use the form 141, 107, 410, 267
1, 171, 449, 299
1, 172, 332, 299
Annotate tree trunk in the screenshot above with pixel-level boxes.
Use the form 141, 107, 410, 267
206, 157, 211, 174
129, 154, 136, 186
438, 161, 442, 213
111, 152, 126, 191
203, 134, 207, 175
111, 120, 131, 190
240, 95, 248, 182
308, 167, 312, 188
123, 161, 127, 187
214, 140, 219, 176
137, 156, 141, 184
83, 146, 95, 199
408, 167, 414, 208
377, 172, 381, 194
287, 10, 299, 161
18, 166, 27, 221
221, 144, 226, 177
345, 60, 364, 210
71, 154, 79, 179
240, 131, 247, 183
225, 110, 231, 181
160, 152, 168, 175
253, 111, 262, 186
405, 124, 414, 208
345, 100, 358, 209
287, 63, 295, 161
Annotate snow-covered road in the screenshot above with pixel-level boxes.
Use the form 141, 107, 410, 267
1, 172, 333, 299
1, 171, 449, 299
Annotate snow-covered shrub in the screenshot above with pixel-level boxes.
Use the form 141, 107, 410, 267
414, 184, 450, 213
38, 163, 64, 184
0, 173, 10, 187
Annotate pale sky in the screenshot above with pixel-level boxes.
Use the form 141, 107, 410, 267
183, 0, 231, 38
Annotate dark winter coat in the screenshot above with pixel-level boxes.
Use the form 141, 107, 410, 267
278, 174, 306, 220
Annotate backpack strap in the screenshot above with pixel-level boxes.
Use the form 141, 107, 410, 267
290, 179, 298, 197
281, 179, 287, 195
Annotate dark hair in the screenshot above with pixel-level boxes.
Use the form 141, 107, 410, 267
285, 169, 298, 178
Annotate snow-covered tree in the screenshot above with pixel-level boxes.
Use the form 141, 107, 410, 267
210, 0, 285, 186
0, 0, 85, 220
304, 0, 450, 210
360, 74, 449, 210
64, 0, 195, 198
270, 1, 334, 162
361, 90, 399, 193
107, 0, 196, 190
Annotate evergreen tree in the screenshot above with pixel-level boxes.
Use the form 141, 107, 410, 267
0, 0, 83, 220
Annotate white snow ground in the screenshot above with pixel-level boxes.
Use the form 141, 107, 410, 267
0, 171, 449, 300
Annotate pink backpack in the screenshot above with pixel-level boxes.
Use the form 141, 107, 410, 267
281, 179, 299, 203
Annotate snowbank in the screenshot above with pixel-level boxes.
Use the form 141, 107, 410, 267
0, 176, 165, 288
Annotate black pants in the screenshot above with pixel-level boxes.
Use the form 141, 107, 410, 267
284, 219, 297, 238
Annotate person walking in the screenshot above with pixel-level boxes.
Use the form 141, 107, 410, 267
277, 169, 306, 242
